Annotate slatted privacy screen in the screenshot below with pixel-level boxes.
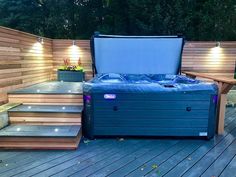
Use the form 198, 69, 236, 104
0, 25, 236, 105
52, 40, 93, 80
182, 42, 236, 78
0, 26, 53, 104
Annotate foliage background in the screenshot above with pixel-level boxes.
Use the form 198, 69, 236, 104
0, 0, 235, 40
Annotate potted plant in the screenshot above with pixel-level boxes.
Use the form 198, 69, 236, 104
57, 58, 85, 82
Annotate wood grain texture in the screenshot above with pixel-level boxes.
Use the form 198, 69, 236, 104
0, 26, 53, 103
1, 26, 236, 105
183, 71, 236, 84
52, 39, 93, 81
182, 42, 236, 78
9, 112, 81, 125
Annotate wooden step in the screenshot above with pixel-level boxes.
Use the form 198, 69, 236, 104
0, 103, 20, 129
0, 103, 21, 113
8, 105, 83, 125
7, 81, 84, 105
8, 94, 83, 105
8, 81, 83, 94
0, 125, 82, 149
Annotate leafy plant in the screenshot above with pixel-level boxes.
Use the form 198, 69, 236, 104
58, 58, 83, 72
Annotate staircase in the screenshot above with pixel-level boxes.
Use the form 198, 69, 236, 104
0, 82, 83, 150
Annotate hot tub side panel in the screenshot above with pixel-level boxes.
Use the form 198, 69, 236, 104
83, 92, 217, 139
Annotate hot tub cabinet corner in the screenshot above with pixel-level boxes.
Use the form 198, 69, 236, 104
83, 91, 217, 139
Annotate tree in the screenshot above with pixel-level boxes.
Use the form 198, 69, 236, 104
0, 0, 235, 40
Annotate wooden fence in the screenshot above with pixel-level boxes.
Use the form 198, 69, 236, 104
52, 40, 92, 80
0, 26, 236, 104
0, 26, 53, 104
182, 42, 236, 78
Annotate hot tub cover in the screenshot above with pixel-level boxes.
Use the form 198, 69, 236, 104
83, 73, 218, 94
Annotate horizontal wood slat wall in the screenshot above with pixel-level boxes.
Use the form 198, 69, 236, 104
182, 42, 236, 78
53, 40, 236, 80
0, 26, 53, 104
1, 25, 236, 105
52, 40, 92, 80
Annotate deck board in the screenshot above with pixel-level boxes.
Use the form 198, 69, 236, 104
220, 155, 236, 177
85, 140, 178, 177
13, 140, 117, 177
201, 139, 236, 177
0, 107, 235, 177
37, 140, 143, 177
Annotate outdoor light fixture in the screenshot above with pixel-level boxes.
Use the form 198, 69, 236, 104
69, 40, 80, 60
216, 41, 221, 48
37, 37, 44, 44
208, 41, 223, 65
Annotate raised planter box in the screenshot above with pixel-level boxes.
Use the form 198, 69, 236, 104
57, 70, 84, 82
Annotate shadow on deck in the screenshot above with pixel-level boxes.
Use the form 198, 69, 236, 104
0, 107, 236, 177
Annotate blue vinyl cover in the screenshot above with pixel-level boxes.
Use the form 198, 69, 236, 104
83, 74, 218, 94
92, 35, 184, 75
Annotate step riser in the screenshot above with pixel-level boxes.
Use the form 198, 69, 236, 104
9, 112, 81, 125
8, 94, 83, 105
10, 122, 81, 125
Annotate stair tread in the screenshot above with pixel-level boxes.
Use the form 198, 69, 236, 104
0, 103, 21, 113
8, 105, 83, 113
0, 125, 81, 138
8, 81, 83, 94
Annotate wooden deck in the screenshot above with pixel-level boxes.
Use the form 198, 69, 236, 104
0, 107, 235, 177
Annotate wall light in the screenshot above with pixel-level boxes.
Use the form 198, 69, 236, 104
206, 41, 224, 66
68, 40, 80, 60
37, 37, 44, 44
211, 45, 222, 60
216, 41, 221, 48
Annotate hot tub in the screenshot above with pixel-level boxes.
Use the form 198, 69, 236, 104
83, 34, 218, 139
